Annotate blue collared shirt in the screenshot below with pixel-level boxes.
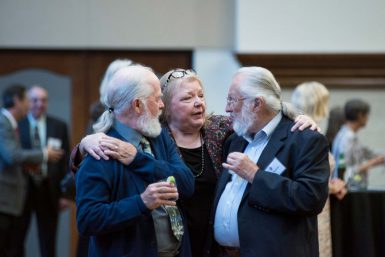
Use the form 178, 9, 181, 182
214, 111, 282, 247
113, 119, 143, 149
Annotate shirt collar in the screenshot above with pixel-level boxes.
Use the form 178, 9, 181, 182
27, 113, 46, 127
113, 119, 143, 148
244, 111, 282, 143
341, 124, 357, 139
1, 108, 17, 129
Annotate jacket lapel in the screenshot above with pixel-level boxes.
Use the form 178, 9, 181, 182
18, 118, 32, 149
214, 136, 248, 208
46, 117, 53, 142
257, 118, 289, 170
240, 117, 291, 203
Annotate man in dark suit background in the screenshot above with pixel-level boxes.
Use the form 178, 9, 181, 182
211, 67, 330, 257
18, 86, 68, 257
0, 85, 44, 257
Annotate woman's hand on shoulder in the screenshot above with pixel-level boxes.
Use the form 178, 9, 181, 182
99, 136, 137, 166
79, 133, 109, 160
291, 115, 320, 132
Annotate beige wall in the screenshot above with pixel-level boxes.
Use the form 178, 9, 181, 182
2, 0, 385, 52
236, 0, 385, 53
0, 0, 234, 49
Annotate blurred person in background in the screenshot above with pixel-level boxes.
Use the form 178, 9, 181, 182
0, 85, 60, 257
292, 81, 347, 257
325, 106, 346, 150
18, 85, 67, 257
332, 99, 385, 190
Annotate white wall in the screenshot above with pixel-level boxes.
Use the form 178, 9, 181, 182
0, 0, 234, 49
236, 0, 385, 53
2, 0, 385, 52
193, 49, 240, 115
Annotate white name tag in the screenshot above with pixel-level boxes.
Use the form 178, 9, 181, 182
265, 157, 286, 175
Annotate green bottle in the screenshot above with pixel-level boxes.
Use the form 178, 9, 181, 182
337, 152, 346, 180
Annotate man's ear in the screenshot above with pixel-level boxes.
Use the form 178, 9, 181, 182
253, 97, 263, 110
133, 99, 143, 114
254, 98, 260, 107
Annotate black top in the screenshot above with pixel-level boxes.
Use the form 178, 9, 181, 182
179, 144, 217, 257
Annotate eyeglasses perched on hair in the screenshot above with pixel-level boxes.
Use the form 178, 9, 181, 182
226, 96, 249, 105
162, 69, 196, 90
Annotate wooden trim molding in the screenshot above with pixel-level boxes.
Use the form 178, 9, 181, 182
236, 54, 385, 88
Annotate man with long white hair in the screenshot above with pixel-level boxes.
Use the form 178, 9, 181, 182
75, 64, 194, 257
210, 67, 330, 257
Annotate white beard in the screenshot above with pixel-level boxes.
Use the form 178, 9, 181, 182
232, 105, 255, 137
137, 107, 162, 138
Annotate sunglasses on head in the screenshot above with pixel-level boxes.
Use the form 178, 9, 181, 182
162, 69, 196, 90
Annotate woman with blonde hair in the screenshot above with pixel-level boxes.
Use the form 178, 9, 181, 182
292, 81, 347, 257
292, 81, 330, 123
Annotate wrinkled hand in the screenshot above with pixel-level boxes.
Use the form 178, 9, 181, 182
97, 136, 137, 165
79, 133, 107, 160
222, 152, 258, 183
330, 178, 347, 200
80, 133, 138, 165
141, 181, 178, 210
291, 115, 320, 132
47, 147, 64, 163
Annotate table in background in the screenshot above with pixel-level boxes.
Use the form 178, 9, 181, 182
330, 191, 385, 257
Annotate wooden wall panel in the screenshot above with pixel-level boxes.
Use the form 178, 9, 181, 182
236, 54, 385, 89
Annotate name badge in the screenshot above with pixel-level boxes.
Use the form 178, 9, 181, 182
265, 157, 286, 175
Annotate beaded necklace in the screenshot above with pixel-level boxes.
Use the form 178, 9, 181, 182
167, 127, 205, 178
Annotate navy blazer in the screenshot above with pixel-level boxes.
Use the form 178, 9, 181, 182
76, 127, 194, 257
210, 116, 329, 257
18, 115, 70, 209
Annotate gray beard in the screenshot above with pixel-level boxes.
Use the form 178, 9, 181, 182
233, 106, 254, 137
137, 109, 162, 138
